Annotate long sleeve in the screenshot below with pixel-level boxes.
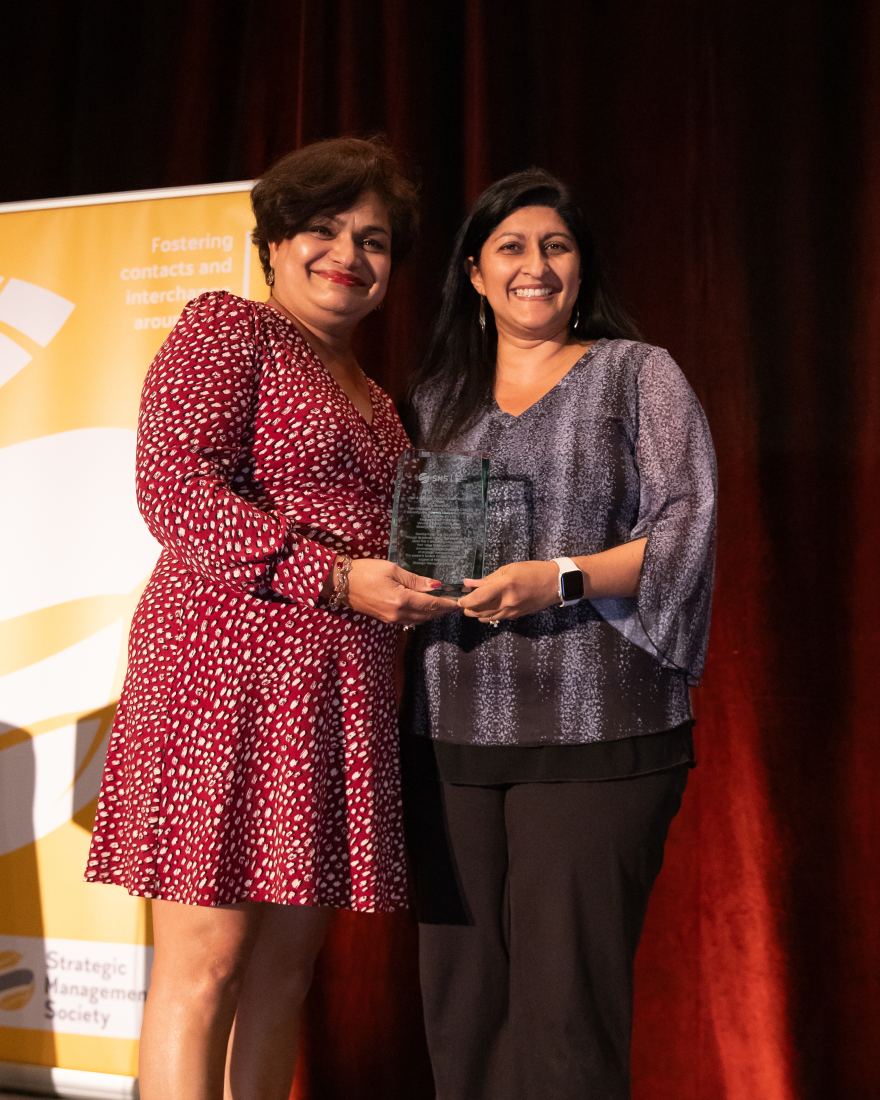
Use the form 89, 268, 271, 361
135, 292, 336, 604
594, 347, 717, 684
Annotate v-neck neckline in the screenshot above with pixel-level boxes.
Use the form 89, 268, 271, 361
492, 340, 605, 422
260, 301, 375, 429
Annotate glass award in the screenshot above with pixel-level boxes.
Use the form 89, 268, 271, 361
388, 449, 490, 600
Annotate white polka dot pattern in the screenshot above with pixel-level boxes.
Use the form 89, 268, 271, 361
85, 292, 410, 912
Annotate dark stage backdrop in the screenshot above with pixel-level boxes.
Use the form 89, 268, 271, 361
3, 1, 878, 1097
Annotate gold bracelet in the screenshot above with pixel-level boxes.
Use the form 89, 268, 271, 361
328, 555, 353, 611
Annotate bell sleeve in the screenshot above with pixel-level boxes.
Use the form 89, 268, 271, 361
591, 347, 717, 684
135, 292, 337, 605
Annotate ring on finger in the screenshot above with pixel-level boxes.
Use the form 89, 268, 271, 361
402, 624, 415, 632
489, 618, 501, 628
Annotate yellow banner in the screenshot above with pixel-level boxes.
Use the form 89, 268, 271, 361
0, 184, 264, 1081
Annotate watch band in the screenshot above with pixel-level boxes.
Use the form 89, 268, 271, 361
552, 556, 584, 607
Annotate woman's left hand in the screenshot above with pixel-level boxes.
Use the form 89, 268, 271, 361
458, 561, 559, 623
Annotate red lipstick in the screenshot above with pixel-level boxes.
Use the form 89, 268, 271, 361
315, 270, 366, 287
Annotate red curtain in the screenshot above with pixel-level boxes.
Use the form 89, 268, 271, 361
4, 2, 879, 1097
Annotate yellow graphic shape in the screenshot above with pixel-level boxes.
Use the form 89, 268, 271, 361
0, 985, 34, 1012
0, 277, 75, 344
0, 590, 144, 680
0, 276, 74, 388
0, 949, 34, 1011
0, 708, 117, 856
0, 331, 32, 386
0, 429, 161, 622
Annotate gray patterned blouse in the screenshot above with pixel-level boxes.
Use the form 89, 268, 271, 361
401, 339, 717, 746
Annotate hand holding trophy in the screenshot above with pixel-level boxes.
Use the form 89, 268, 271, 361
387, 449, 490, 600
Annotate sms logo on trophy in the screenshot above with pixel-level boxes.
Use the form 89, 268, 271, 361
0, 951, 35, 1012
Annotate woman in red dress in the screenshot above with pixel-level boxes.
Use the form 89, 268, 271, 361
86, 138, 454, 1100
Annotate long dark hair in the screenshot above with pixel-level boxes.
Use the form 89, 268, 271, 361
405, 168, 641, 448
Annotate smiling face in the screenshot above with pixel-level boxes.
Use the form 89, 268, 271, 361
468, 205, 582, 342
268, 190, 392, 336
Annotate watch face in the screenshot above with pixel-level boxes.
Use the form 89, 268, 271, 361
560, 569, 585, 601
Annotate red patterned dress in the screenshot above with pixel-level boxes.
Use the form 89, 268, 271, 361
86, 292, 409, 912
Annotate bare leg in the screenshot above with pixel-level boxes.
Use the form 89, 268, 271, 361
224, 903, 336, 1100
139, 899, 262, 1100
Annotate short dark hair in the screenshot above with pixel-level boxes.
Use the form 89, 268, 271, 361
251, 136, 419, 280
405, 167, 641, 448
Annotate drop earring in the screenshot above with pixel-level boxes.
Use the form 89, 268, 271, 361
479, 295, 486, 332
266, 268, 275, 287
571, 303, 580, 330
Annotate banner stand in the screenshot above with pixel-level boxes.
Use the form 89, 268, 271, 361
0, 1060, 137, 1098
0, 184, 263, 1097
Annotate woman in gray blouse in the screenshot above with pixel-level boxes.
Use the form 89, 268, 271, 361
401, 168, 716, 1100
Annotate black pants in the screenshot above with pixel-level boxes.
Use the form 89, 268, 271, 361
403, 766, 689, 1100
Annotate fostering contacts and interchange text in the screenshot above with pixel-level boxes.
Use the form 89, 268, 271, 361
121, 231, 245, 330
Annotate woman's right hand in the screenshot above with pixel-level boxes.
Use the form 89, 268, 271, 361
343, 558, 460, 626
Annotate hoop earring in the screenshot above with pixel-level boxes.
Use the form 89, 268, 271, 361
266, 268, 275, 286
479, 295, 486, 332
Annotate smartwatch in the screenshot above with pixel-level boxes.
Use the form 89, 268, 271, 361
552, 557, 585, 607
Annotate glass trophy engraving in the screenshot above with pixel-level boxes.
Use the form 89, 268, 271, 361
388, 449, 490, 600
